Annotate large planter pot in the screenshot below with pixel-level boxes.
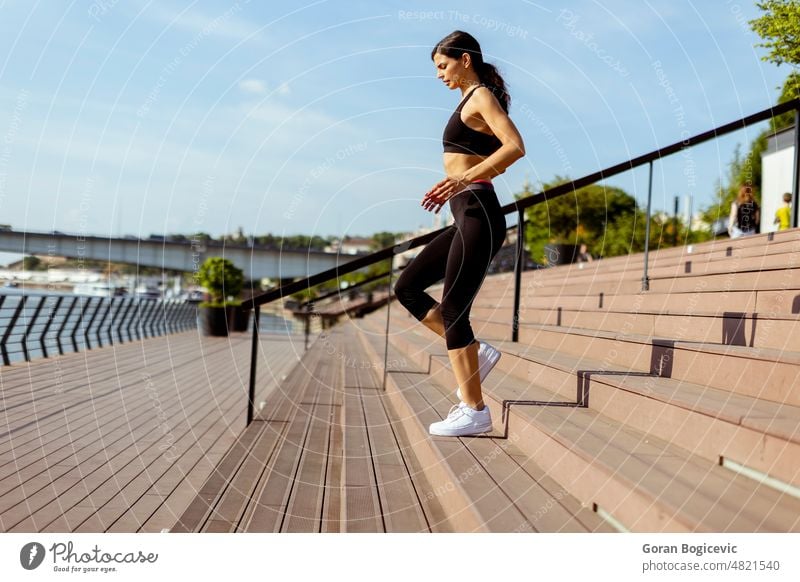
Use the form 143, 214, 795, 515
544, 243, 579, 266
200, 305, 231, 336
230, 305, 251, 332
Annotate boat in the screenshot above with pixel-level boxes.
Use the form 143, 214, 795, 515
72, 281, 127, 297
134, 284, 162, 299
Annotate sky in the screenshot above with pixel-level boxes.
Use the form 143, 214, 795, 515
0, 0, 792, 265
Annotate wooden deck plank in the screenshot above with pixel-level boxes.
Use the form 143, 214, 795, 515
341, 364, 383, 532
160, 337, 306, 532
320, 361, 344, 533
0, 337, 213, 453
341, 321, 431, 533
0, 340, 238, 501
359, 373, 429, 533
281, 357, 337, 532
377, 388, 452, 532
239, 344, 327, 532
1, 341, 245, 529
1, 328, 306, 533
197, 370, 316, 532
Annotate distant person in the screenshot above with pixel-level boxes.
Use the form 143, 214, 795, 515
728, 185, 760, 238
576, 243, 593, 263
394, 30, 525, 437
774, 192, 792, 231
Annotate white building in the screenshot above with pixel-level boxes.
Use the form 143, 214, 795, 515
761, 125, 796, 233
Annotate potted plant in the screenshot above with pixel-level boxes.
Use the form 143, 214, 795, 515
197, 257, 245, 336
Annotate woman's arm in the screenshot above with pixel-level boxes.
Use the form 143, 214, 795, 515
728, 202, 737, 234
460, 87, 526, 182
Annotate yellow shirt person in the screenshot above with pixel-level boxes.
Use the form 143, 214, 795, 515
774, 192, 792, 231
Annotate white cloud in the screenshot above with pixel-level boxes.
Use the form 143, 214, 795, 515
239, 79, 268, 95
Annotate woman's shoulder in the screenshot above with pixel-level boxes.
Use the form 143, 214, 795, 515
467, 85, 502, 110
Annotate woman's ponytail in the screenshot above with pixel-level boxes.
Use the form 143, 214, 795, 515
478, 61, 510, 113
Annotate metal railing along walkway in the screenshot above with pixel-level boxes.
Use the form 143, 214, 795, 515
242, 97, 800, 425
0, 293, 197, 366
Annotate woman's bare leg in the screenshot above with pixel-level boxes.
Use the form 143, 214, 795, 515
421, 305, 484, 407
420, 304, 446, 337
448, 342, 484, 409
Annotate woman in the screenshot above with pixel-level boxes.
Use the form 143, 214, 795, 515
728, 184, 760, 238
394, 31, 525, 437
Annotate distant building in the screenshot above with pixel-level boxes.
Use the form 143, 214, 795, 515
761, 124, 796, 232
325, 237, 373, 255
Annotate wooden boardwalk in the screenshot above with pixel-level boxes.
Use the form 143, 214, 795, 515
0, 327, 304, 533
173, 320, 597, 532
173, 323, 450, 532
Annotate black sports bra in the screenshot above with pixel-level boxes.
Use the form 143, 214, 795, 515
442, 85, 502, 156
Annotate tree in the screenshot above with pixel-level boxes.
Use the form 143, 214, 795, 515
750, 1, 800, 68
21, 255, 42, 271
520, 177, 639, 262
750, 0, 800, 115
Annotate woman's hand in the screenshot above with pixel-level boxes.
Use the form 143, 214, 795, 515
421, 176, 470, 213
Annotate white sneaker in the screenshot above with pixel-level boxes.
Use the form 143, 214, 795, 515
456, 340, 501, 401
429, 402, 493, 437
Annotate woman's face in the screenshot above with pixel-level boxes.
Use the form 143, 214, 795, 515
433, 52, 467, 90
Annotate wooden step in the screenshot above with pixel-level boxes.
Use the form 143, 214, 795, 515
358, 315, 800, 532
462, 319, 800, 407
378, 308, 800, 407
469, 306, 800, 352
364, 314, 800, 488
357, 326, 615, 533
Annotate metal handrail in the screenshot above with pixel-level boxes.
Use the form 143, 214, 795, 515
243, 97, 800, 425
0, 294, 198, 366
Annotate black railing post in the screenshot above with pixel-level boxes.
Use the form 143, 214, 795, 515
21, 296, 46, 362
107, 297, 126, 344
793, 107, 800, 229
95, 297, 113, 348
129, 297, 143, 340
642, 160, 654, 292
84, 298, 103, 350
247, 307, 260, 426
1, 296, 26, 365
117, 298, 134, 343
59, 296, 78, 355
165, 300, 177, 334
40, 296, 63, 358
179, 303, 190, 331
304, 302, 312, 351
512, 209, 525, 343
71, 296, 91, 353
382, 255, 394, 392
149, 300, 162, 337
140, 300, 156, 338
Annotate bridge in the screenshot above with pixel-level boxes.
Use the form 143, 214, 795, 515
0, 229, 352, 280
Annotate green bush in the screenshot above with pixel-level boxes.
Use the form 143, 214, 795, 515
197, 257, 244, 305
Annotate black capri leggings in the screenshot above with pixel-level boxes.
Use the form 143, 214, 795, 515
394, 182, 506, 350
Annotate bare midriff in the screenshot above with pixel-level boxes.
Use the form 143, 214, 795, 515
443, 152, 491, 183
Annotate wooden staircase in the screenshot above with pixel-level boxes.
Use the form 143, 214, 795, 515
174, 228, 800, 532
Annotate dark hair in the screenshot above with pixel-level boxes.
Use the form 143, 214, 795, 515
431, 30, 510, 113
